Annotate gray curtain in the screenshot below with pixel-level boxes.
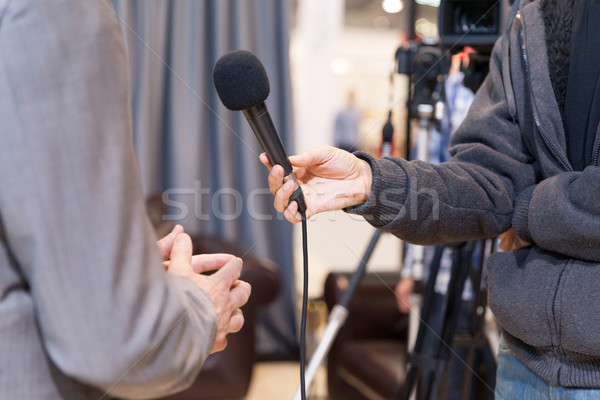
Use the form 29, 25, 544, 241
110, 0, 297, 355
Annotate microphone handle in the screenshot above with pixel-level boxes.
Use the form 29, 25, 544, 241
243, 103, 306, 213
243, 102, 293, 175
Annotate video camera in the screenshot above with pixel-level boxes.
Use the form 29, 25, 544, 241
394, 0, 515, 128
438, 0, 514, 54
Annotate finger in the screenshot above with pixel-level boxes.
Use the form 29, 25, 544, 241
230, 279, 242, 290
284, 200, 303, 223
190, 253, 236, 274
211, 338, 228, 354
516, 237, 531, 249
157, 225, 184, 261
274, 179, 295, 212
211, 257, 243, 287
268, 164, 285, 195
288, 146, 336, 167
229, 280, 252, 309
259, 153, 273, 170
228, 309, 245, 333
168, 233, 193, 275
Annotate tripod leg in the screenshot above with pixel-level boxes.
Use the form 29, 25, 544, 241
402, 247, 445, 400
460, 240, 489, 400
433, 243, 474, 400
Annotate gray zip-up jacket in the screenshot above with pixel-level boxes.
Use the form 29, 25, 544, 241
348, 0, 600, 387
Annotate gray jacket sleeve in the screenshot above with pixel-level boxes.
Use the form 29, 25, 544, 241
347, 37, 537, 244
512, 167, 600, 261
0, 1, 216, 398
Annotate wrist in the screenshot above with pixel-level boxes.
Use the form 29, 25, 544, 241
512, 185, 536, 243
358, 158, 373, 203
344, 152, 407, 227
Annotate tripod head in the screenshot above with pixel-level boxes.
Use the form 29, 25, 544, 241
396, 39, 446, 120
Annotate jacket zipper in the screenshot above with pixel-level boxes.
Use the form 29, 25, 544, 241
519, 13, 573, 172
520, 11, 570, 385
592, 128, 600, 166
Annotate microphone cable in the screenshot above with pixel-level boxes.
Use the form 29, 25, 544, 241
299, 210, 308, 400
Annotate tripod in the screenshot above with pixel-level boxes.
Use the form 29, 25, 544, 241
401, 239, 495, 400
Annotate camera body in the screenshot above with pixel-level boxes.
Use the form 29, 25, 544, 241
396, 39, 445, 114
438, 0, 513, 53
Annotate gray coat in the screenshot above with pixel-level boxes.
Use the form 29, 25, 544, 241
0, 1, 216, 398
349, 0, 600, 388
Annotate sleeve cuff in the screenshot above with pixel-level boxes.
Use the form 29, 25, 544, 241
344, 151, 408, 227
512, 185, 536, 243
168, 274, 218, 356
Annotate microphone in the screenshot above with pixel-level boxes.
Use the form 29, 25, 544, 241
213, 50, 306, 213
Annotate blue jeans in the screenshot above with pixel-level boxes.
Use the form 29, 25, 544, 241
495, 336, 600, 400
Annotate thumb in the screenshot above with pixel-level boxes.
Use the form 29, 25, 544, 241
259, 153, 272, 170
168, 233, 193, 275
157, 224, 184, 261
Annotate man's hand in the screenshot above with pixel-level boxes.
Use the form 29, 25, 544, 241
394, 278, 414, 314
259, 146, 373, 223
166, 233, 251, 354
499, 227, 531, 252
157, 224, 185, 262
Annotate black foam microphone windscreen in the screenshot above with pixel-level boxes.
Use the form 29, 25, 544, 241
213, 50, 270, 111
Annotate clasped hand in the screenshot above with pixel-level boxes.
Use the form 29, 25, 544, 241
157, 225, 251, 354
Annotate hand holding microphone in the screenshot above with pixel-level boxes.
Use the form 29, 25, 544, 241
259, 147, 373, 223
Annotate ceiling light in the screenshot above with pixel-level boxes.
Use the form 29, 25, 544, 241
415, 0, 441, 6
382, 0, 404, 14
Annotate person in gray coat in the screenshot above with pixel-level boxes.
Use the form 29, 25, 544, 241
263, 0, 600, 397
0, 1, 250, 399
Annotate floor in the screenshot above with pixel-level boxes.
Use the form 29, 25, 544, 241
245, 362, 328, 400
